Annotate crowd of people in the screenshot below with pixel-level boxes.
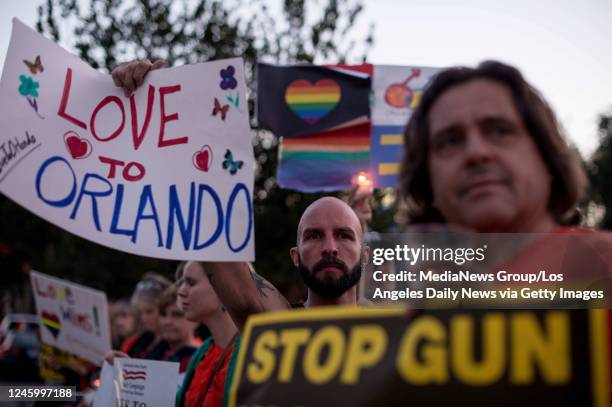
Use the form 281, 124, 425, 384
106, 265, 237, 406
108, 57, 612, 405
1, 56, 610, 406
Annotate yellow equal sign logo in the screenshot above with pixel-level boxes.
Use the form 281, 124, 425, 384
378, 163, 399, 175
379, 134, 403, 145
378, 133, 403, 175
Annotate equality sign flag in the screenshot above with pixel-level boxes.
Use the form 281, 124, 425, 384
93, 359, 179, 407
257, 63, 370, 138
229, 307, 610, 407
0, 19, 254, 261
370, 65, 441, 187
30, 271, 111, 365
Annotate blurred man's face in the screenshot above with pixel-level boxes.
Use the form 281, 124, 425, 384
427, 79, 554, 232
291, 198, 363, 298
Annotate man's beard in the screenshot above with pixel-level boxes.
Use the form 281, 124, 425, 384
297, 253, 362, 299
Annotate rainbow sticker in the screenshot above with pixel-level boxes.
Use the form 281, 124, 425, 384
285, 79, 341, 124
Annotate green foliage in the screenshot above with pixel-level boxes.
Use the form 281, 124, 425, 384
0, 0, 374, 300
588, 114, 612, 229
36, 0, 373, 71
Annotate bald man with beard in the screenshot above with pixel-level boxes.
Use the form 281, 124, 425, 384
201, 197, 368, 330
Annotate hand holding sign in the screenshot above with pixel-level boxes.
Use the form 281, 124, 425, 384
111, 59, 166, 96
105, 350, 129, 365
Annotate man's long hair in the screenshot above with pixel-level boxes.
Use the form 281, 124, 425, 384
399, 60, 587, 225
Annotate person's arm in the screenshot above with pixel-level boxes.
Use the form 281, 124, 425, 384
203, 262, 290, 332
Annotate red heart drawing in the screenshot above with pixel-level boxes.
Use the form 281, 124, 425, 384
64, 131, 92, 159
193, 145, 213, 172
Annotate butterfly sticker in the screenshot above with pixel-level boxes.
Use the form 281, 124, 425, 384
222, 149, 244, 175
212, 98, 230, 121
24, 55, 44, 75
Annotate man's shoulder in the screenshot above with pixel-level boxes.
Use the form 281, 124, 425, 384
557, 227, 612, 247
511, 227, 612, 276
551, 228, 612, 294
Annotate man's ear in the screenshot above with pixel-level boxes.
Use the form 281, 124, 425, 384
289, 247, 299, 267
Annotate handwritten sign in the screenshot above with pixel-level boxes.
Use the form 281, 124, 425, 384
230, 307, 610, 407
30, 270, 111, 365
0, 19, 254, 260
93, 359, 179, 407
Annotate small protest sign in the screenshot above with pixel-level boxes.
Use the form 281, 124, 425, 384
0, 19, 254, 260
30, 270, 111, 365
93, 359, 179, 407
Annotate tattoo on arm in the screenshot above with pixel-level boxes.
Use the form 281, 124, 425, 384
251, 272, 290, 306
251, 272, 274, 298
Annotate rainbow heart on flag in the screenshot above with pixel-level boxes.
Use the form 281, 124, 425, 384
41, 311, 61, 339
285, 79, 341, 124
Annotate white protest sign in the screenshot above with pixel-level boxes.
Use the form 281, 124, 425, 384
30, 270, 111, 365
93, 358, 179, 407
0, 19, 254, 261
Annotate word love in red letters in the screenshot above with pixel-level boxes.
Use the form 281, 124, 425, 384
34, 277, 75, 305
34, 277, 57, 299
57, 68, 187, 151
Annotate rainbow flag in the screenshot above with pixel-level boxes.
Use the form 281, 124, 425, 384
257, 63, 370, 138
258, 62, 373, 192
278, 124, 370, 192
